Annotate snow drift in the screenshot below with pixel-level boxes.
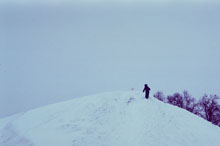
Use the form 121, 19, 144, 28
0, 91, 220, 146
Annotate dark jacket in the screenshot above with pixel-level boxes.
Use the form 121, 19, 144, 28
143, 84, 150, 93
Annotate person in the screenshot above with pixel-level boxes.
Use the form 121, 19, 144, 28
143, 84, 151, 99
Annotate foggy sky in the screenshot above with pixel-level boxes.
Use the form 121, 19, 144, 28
1, 2, 220, 118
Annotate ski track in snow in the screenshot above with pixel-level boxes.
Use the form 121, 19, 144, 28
1, 91, 220, 146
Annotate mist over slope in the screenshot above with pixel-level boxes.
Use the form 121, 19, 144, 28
0, 91, 220, 146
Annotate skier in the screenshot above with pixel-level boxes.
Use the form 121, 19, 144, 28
143, 84, 151, 99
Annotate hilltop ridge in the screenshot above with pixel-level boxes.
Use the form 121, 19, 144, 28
1, 91, 220, 146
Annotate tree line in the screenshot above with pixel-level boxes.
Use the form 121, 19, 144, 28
154, 91, 220, 127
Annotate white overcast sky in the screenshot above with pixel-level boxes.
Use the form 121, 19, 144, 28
1, 0, 220, 5
1, 1, 220, 118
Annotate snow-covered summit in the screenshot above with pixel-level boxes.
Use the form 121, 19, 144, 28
1, 91, 220, 146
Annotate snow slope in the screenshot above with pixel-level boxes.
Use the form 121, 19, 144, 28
1, 91, 220, 146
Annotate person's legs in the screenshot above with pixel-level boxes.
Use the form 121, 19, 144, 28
145, 92, 149, 99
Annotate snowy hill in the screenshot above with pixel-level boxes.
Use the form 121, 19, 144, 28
1, 91, 220, 146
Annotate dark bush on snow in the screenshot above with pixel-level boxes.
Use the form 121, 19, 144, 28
167, 93, 184, 108
199, 94, 220, 126
182, 91, 196, 113
153, 91, 165, 102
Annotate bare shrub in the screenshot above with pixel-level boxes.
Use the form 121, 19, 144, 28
167, 93, 184, 108
199, 94, 220, 125
182, 91, 196, 112
153, 91, 165, 102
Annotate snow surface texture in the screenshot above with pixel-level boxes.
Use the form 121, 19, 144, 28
0, 91, 220, 146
